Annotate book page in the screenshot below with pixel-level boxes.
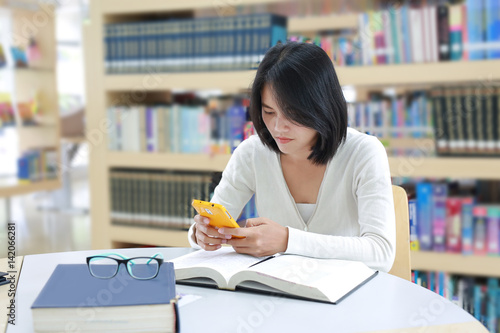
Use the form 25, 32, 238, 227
228, 255, 376, 303
171, 247, 269, 287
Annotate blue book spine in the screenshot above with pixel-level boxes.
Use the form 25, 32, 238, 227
180, 106, 191, 153
227, 104, 247, 153
485, 0, 500, 59
474, 285, 482, 320
429, 271, 435, 292
467, 0, 485, 60
104, 24, 112, 73
417, 182, 433, 251
461, 198, 474, 255
401, 4, 412, 64
438, 272, 445, 297
487, 278, 498, 332
409, 199, 419, 251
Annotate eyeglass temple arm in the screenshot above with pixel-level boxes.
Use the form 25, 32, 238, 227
146, 252, 164, 265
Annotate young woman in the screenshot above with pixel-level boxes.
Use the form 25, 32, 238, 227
188, 42, 396, 272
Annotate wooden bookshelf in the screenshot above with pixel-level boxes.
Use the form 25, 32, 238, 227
0, 4, 61, 196
85, 0, 500, 283
411, 252, 500, 278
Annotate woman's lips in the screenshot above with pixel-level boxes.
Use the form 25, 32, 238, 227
276, 137, 292, 144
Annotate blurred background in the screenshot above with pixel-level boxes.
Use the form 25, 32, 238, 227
0, 0, 499, 329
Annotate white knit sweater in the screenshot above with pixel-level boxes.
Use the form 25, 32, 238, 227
188, 127, 396, 272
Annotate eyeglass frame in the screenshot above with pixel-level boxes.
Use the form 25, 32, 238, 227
86, 252, 164, 280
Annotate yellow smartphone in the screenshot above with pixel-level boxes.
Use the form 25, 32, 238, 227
191, 199, 244, 238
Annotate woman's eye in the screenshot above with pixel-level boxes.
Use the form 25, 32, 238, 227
263, 110, 274, 115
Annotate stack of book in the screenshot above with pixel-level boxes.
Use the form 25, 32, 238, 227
104, 13, 287, 74
31, 263, 179, 332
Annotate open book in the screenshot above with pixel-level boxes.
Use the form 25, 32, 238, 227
171, 247, 378, 304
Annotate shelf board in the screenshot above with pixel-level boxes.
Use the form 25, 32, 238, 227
411, 251, 500, 277
107, 152, 230, 171
336, 60, 500, 86
103, 60, 500, 91
110, 225, 190, 247
104, 70, 255, 93
0, 179, 61, 198
288, 14, 358, 33
100, 0, 288, 14
61, 136, 87, 144
388, 156, 500, 180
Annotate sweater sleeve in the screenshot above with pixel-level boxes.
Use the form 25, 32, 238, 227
285, 137, 396, 272
188, 137, 257, 247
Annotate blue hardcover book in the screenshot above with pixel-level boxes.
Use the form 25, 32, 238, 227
428, 271, 435, 292
466, 0, 485, 60
416, 182, 433, 251
487, 278, 498, 332
31, 264, 178, 332
104, 24, 113, 73
485, 0, 500, 59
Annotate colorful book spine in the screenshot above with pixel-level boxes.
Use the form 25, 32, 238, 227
432, 183, 448, 252
417, 182, 433, 251
409, 199, 420, 251
485, 0, 500, 59
446, 197, 462, 253
449, 4, 464, 61
466, 0, 484, 60
461, 197, 475, 255
472, 206, 488, 256
486, 206, 500, 255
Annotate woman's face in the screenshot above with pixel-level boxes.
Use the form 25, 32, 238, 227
261, 84, 317, 159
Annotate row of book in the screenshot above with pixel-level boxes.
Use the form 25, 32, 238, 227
347, 91, 433, 139
412, 271, 499, 332
410, 182, 500, 256
104, 13, 287, 74
355, 0, 500, 66
107, 98, 251, 154
17, 149, 58, 183
431, 86, 500, 156
109, 170, 257, 230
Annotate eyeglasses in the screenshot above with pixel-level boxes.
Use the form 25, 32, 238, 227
86, 252, 164, 280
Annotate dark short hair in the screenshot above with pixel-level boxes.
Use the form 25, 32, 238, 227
249, 42, 348, 165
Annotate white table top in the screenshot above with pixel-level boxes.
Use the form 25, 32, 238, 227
6, 247, 487, 333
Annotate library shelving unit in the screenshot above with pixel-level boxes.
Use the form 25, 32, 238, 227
0, 3, 61, 205
84, 0, 500, 277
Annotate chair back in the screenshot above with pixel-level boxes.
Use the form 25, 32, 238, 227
388, 185, 411, 281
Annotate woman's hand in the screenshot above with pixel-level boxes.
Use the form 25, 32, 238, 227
193, 215, 232, 251
220, 218, 289, 257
